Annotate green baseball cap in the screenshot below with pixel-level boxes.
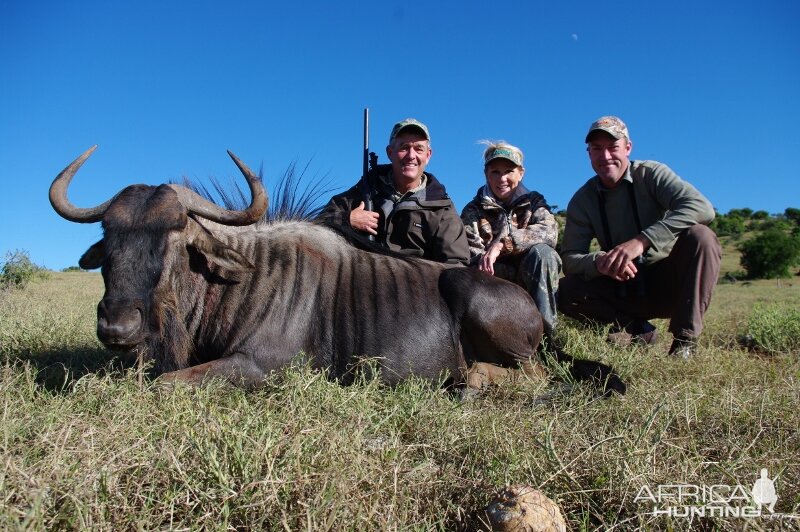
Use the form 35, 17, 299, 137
389, 118, 430, 143
484, 146, 523, 167
585, 116, 630, 143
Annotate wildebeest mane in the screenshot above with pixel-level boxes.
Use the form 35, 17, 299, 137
179, 162, 413, 260
178, 160, 336, 223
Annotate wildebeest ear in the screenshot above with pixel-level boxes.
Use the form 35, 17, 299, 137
78, 240, 106, 270
188, 231, 255, 272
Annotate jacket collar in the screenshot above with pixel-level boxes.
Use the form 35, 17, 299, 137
375, 164, 450, 202
593, 162, 635, 192
477, 182, 531, 209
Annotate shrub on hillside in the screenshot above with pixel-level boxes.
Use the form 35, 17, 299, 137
754, 217, 793, 232
785, 207, 800, 225
0, 250, 49, 290
710, 214, 746, 237
738, 229, 800, 279
727, 207, 753, 219
741, 303, 800, 355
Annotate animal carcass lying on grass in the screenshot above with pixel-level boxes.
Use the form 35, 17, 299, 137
49, 146, 625, 395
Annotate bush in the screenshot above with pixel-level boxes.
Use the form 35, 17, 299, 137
710, 214, 746, 237
741, 303, 800, 354
0, 250, 49, 290
727, 207, 753, 219
785, 207, 800, 225
738, 229, 800, 279
754, 217, 792, 232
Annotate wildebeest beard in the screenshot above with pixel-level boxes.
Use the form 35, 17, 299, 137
143, 281, 190, 374
143, 233, 242, 375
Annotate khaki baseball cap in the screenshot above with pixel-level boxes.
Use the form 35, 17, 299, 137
484, 146, 523, 167
585, 116, 630, 143
389, 118, 430, 143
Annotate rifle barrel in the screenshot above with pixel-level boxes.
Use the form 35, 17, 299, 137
362, 108, 374, 240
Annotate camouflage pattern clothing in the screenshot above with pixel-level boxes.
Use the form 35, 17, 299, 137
460, 184, 562, 336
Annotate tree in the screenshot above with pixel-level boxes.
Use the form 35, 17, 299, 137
728, 208, 753, 219
785, 207, 800, 225
710, 213, 746, 237
738, 229, 800, 279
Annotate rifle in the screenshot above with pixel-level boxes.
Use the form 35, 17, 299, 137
361, 108, 378, 240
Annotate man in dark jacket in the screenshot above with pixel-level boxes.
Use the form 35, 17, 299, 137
318, 118, 469, 265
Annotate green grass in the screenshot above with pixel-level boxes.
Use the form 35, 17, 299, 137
744, 303, 800, 354
1, 271, 799, 530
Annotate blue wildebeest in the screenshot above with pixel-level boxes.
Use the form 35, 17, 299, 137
50, 146, 625, 395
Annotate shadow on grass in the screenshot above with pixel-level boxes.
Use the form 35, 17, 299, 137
4, 347, 137, 393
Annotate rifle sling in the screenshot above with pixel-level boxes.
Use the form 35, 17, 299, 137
598, 170, 643, 251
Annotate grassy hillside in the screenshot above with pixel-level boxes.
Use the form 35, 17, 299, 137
1, 271, 798, 530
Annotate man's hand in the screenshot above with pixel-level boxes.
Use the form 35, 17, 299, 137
595, 235, 649, 282
478, 241, 504, 276
350, 201, 380, 235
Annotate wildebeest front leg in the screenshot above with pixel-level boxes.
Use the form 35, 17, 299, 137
465, 360, 548, 390
159, 353, 269, 389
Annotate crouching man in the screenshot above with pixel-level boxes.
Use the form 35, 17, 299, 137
558, 116, 722, 358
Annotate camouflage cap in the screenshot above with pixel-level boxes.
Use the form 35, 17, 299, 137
389, 118, 431, 143
585, 116, 630, 143
484, 146, 523, 167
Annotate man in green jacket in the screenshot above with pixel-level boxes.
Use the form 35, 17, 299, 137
318, 118, 469, 265
558, 116, 722, 358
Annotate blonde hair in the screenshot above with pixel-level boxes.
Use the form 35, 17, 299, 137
479, 140, 524, 167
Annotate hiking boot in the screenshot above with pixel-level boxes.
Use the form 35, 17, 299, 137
607, 321, 658, 347
668, 336, 697, 359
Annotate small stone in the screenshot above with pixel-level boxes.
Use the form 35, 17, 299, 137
486, 485, 567, 532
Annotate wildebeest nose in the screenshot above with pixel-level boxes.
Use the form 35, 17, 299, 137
96, 298, 144, 348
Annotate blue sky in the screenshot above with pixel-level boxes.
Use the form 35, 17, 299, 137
2, 0, 798, 270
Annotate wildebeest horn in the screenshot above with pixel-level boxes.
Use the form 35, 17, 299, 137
168, 150, 268, 226
49, 145, 113, 223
